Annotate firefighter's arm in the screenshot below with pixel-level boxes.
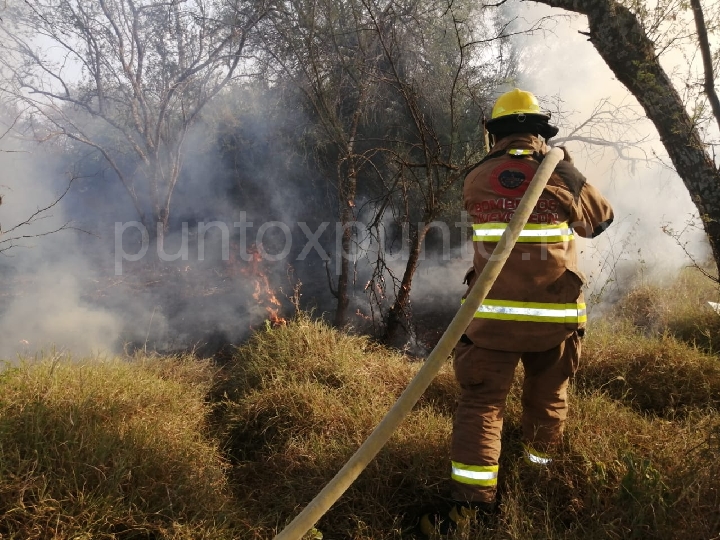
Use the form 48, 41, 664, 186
549, 160, 614, 239
574, 181, 614, 238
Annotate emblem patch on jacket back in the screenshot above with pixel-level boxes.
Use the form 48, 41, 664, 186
498, 169, 525, 189
489, 161, 536, 197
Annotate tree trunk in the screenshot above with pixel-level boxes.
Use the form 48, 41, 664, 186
333, 85, 366, 327
531, 0, 720, 269
384, 222, 429, 348
334, 203, 354, 327
334, 166, 359, 328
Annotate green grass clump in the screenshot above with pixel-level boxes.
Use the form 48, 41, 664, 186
0, 354, 237, 539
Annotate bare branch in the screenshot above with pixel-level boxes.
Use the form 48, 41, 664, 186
690, 0, 720, 137
662, 219, 718, 284
0, 177, 91, 255
0, 111, 23, 146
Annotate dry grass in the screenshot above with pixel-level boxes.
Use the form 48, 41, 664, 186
2, 270, 720, 539
213, 315, 458, 539
0, 354, 241, 539
216, 314, 720, 539
577, 320, 720, 416
497, 390, 720, 540
613, 267, 720, 352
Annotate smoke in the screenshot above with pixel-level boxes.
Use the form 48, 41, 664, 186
1, 268, 122, 359
0, 86, 333, 361
0, 130, 126, 359
508, 3, 709, 311
2, 3, 711, 360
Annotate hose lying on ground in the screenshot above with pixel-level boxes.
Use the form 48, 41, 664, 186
274, 147, 564, 540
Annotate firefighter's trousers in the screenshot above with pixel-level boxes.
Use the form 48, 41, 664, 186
450, 332, 581, 503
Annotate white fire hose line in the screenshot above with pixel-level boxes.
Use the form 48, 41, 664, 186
273, 147, 564, 540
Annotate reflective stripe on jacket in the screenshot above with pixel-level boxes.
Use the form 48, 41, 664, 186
474, 299, 587, 324
473, 222, 575, 243
462, 297, 587, 323
462, 134, 614, 352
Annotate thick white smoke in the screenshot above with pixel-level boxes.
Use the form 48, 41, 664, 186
510, 3, 709, 311
0, 133, 126, 360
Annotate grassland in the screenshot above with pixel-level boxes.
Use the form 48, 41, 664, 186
1, 269, 720, 539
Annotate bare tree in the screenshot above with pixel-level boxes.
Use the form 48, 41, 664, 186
262, 0, 391, 327
361, 0, 511, 345
525, 0, 720, 277
0, 0, 268, 246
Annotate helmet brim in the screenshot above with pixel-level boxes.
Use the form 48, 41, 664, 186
486, 114, 559, 140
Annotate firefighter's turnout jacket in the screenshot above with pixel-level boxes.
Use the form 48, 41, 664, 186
449, 134, 614, 504
463, 134, 614, 352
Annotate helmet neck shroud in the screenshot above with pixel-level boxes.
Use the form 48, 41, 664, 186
485, 114, 559, 142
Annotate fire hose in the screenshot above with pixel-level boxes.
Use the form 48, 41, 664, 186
274, 147, 564, 540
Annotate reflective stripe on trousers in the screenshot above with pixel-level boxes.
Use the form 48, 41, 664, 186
523, 444, 552, 466
451, 461, 499, 487
473, 222, 574, 243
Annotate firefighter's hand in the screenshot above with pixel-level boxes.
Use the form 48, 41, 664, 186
558, 146, 573, 164
463, 267, 476, 285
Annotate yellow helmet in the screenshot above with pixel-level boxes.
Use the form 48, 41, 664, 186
485, 88, 557, 139
491, 88, 544, 119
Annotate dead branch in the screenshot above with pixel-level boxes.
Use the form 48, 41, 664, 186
0, 177, 87, 254
690, 0, 720, 140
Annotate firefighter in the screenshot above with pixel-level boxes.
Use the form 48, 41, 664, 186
419, 88, 614, 537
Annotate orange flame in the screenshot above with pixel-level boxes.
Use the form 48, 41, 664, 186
355, 308, 372, 322
242, 245, 287, 327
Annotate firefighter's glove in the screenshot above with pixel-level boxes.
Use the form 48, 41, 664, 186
462, 267, 476, 285
558, 146, 573, 164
